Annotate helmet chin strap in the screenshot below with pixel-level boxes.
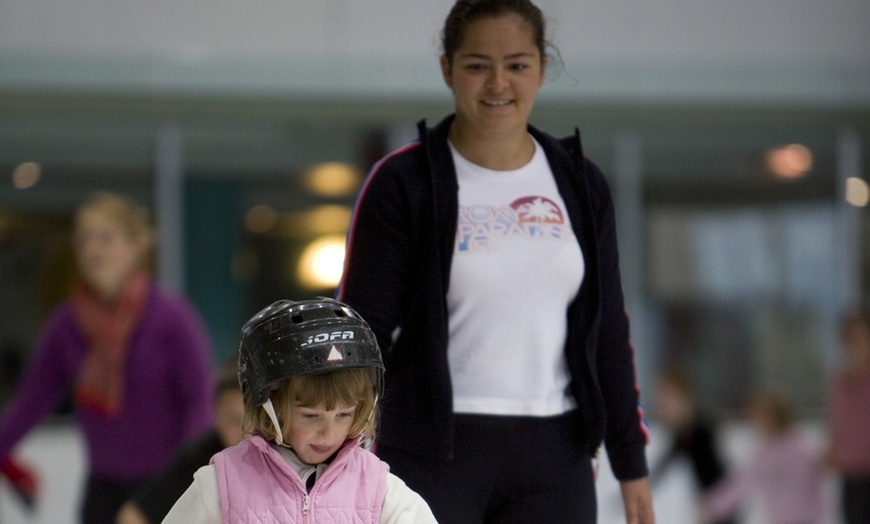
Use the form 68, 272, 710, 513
262, 399, 286, 447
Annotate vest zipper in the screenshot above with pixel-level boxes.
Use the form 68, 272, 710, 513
302, 494, 311, 517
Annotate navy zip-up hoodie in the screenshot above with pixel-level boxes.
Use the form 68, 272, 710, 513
339, 115, 649, 481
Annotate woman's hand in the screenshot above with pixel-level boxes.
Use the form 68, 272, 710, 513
619, 477, 655, 524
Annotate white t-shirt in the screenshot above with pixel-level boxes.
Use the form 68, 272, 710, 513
447, 137, 585, 416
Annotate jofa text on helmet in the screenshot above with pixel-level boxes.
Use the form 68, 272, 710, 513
301, 331, 355, 346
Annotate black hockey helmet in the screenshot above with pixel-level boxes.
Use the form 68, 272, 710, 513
238, 297, 383, 406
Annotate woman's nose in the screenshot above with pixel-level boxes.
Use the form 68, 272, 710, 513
486, 67, 507, 89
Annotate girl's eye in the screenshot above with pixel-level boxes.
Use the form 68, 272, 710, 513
338, 411, 354, 419
464, 63, 486, 72
510, 63, 529, 71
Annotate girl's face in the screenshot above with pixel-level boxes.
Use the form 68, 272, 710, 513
748, 401, 777, 437
656, 382, 693, 429
285, 402, 357, 465
74, 209, 146, 300
440, 13, 545, 139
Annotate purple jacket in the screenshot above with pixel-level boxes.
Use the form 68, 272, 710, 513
0, 282, 215, 479
212, 435, 388, 523
827, 370, 870, 476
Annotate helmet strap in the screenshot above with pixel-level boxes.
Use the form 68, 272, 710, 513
262, 398, 285, 446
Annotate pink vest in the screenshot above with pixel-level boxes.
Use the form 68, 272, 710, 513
212, 435, 388, 523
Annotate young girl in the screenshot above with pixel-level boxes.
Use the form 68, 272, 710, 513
162, 297, 437, 523
702, 388, 828, 524
651, 368, 732, 524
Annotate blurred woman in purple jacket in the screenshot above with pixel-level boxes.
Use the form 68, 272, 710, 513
0, 192, 215, 523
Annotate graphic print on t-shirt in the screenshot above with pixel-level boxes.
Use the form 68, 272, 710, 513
455, 195, 570, 253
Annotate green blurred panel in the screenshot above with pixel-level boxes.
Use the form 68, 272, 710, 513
185, 178, 245, 364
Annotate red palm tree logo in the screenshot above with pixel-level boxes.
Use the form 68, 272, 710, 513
510, 196, 564, 224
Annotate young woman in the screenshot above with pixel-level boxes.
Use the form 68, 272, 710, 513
338, 1, 655, 522
0, 192, 215, 523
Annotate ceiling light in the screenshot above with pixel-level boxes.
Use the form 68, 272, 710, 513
304, 162, 362, 197
12, 162, 41, 189
765, 144, 813, 180
845, 177, 869, 207
296, 235, 346, 289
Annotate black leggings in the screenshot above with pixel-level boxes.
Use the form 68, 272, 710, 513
81, 474, 147, 524
377, 410, 596, 524
842, 475, 870, 524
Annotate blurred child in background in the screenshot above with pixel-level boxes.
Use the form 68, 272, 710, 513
116, 359, 245, 524
826, 308, 870, 524
703, 388, 828, 524
650, 368, 733, 524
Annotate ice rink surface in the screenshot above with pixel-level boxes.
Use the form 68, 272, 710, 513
0, 422, 842, 524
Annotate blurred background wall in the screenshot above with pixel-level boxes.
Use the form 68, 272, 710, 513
2, 0, 869, 406
0, 1, 868, 519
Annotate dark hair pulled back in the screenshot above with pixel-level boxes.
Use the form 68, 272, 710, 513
441, 0, 547, 63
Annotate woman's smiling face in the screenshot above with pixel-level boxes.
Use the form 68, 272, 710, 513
441, 12, 546, 138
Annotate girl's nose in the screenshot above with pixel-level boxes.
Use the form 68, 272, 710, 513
318, 423, 337, 440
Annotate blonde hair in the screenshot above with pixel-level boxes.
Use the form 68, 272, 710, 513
75, 191, 153, 246
243, 368, 380, 443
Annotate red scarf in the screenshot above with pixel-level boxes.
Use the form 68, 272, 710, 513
72, 271, 149, 417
